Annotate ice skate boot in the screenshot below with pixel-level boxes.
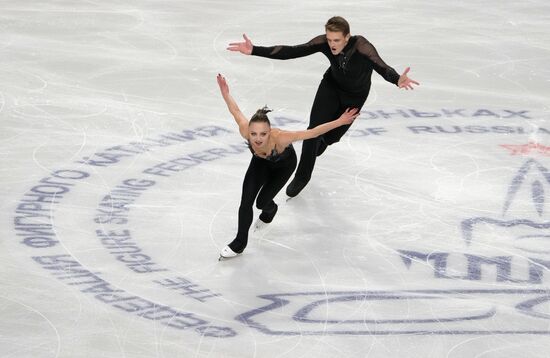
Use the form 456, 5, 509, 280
218, 245, 240, 261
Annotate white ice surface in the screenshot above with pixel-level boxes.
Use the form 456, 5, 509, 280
1, 1, 550, 357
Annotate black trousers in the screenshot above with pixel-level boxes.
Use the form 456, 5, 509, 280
229, 148, 297, 253
294, 77, 368, 182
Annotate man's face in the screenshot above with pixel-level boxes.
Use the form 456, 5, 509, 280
326, 30, 350, 55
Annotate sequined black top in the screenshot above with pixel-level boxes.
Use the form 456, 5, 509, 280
247, 142, 294, 163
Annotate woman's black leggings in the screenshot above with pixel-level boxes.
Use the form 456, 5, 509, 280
294, 77, 368, 183
229, 148, 297, 253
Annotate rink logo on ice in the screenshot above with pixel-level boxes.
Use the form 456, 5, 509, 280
462, 158, 550, 255
12, 125, 247, 338
236, 289, 550, 335
11, 117, 550, 337
457, 160, 550, 282
239, 159, 550, 336
501, 142, 550, 157
11, 119, 302, 338
400, 159, 550, 285
359, 108, 533, 120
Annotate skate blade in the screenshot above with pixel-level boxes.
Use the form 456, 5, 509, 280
218, 245, 240, 261
218, 254, 240, 261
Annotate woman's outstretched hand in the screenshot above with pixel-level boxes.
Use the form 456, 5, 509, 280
338, 108, 360, 125
216, 73, 229, 96
398, 67, 420, 90
227, 34, 253, 55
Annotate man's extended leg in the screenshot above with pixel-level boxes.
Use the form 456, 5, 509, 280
286, 79, 340, 197
321, 92, 367, 147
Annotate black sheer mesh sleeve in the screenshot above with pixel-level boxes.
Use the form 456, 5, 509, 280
251, 35, 326, 60
356, 36, 400, 85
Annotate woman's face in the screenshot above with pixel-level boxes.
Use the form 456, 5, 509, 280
248, 122, 271, 149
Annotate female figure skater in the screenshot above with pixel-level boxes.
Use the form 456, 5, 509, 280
216, 74, 359, 259
227, 16, 419, 197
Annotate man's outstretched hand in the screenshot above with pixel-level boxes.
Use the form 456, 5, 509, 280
227, 34, 253, 55
398, 67, 420, 90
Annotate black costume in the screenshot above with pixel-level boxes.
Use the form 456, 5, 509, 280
252, 35, 400, 195
229, 143, 297, 253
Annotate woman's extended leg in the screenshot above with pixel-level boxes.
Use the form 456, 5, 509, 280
228, 157, 268, 253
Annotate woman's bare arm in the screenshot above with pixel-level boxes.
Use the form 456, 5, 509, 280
216, 74, 249, 139
276, 108, 359, 147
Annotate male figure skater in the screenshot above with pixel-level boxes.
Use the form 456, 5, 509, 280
228, 16, 419, 197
